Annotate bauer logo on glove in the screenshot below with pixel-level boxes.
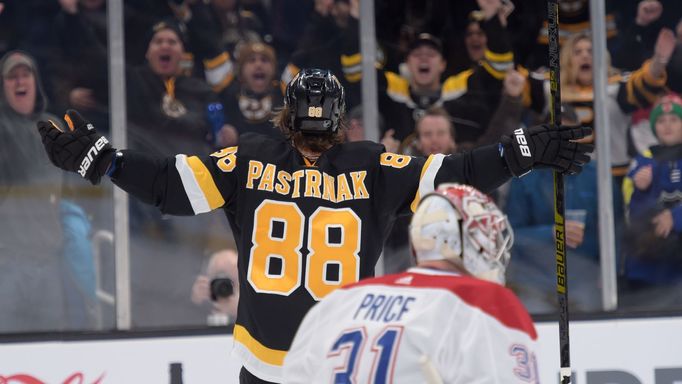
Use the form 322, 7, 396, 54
77, 136, 110, 178
513, 128, 532, 158
36, 110, 117, 185
500, 124, 594, 177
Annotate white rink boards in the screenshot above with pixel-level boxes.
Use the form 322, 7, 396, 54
0, 316, 681, 383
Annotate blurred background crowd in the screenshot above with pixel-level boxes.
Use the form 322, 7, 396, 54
1, 0, 682, 333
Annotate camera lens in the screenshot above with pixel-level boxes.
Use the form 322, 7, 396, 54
210, 278, 234, 301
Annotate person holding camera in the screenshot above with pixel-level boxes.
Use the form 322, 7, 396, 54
190, 249, 239, 326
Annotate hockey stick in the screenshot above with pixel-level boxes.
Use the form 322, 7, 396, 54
547, 1, 571, 383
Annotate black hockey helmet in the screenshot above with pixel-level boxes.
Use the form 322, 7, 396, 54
285, 68, 346, 134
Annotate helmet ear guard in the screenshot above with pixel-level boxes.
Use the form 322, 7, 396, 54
285, 68, 346, 134
409, 183, 513, 285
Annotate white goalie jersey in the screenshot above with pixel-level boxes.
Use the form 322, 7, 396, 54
282, 267, 540, 384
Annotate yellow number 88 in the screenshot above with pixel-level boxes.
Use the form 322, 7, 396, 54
248, 200, 361, 300
380, 153, 411, 169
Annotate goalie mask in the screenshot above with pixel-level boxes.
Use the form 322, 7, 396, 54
410, 183, 513, 284
285, 68, 345, 134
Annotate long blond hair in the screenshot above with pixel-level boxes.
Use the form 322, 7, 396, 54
271, 106, 346, 153
560, 33, 616, 89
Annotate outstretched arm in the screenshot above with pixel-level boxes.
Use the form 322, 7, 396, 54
428, 124, 594, 199
109, 150, 197, 216
37, 110, 234, 216
617, 28, 674, 112
497, 124, 593, 177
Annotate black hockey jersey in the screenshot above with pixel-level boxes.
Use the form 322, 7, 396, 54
110, 133, 511, 382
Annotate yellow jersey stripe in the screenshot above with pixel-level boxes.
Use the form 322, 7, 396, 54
204, 51, 230, 69
410, 154, 445, 212
385, 71, 410, 96
481, 60, 506, 80
641, 59, 667, 87
234, 324, 288, 366
344, 72, 362, 83
633, 72, 660, 105
483, 49, 514, 76
204, 54, 234, 91
187, 156, 224, 210
175, 155, 225, 214
441, 71, 471, 101
410, 155, 433, 212
484, 50, 513, 63
282, 63, 300, 85
340, 53, 361, 67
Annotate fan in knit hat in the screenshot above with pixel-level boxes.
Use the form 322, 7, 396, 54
650, 93, 682, 137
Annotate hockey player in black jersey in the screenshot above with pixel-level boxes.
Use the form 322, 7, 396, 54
37, 68, 592, 384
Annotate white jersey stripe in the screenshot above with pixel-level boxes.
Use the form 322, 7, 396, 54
413, 154, 445, 211
232, 324, 286, 382
420, 154, 445, 197
204, 55, 233, 87
175, 154, 212, 214
410, 154, 446, 212
232, 343, 284, 382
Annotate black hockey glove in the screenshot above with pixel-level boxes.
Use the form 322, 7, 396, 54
500, 124, 594, 177
37, 109, 117, 185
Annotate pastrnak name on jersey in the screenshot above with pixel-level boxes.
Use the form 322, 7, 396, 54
245, 160, 369, 202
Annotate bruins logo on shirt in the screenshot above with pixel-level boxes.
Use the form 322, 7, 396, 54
239, 95, 272, 122
162, 93, 187, 118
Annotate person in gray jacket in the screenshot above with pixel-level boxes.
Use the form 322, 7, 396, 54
0, 50, 96, 331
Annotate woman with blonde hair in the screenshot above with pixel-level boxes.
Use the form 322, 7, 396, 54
555, 30, 673, 176
511, 29, 675, 294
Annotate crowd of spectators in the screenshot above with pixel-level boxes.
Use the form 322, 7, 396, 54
0, 0, 681, 333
